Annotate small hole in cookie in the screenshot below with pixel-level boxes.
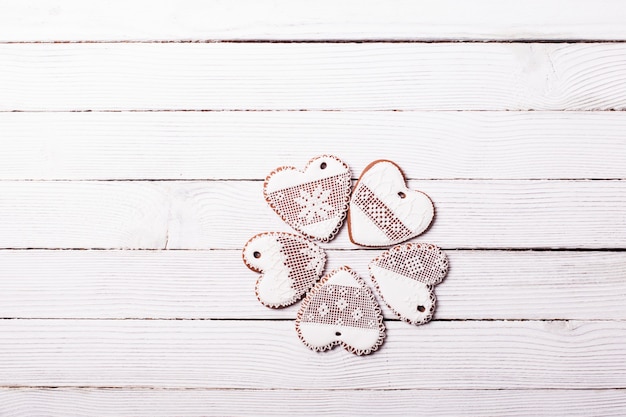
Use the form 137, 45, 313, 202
320, 162, 327, 169
335, 331, 341, 336
398, 192, 406, 198
417, 305, 426, 312
253, 251, 261, 259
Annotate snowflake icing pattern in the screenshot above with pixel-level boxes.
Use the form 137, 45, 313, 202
294, 185, 334, 222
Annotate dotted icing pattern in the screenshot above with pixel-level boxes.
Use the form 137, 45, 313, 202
374, 243, 448, 286
277, 235, 326, 295
300, 284, 379, 330
267, 173, 351, 228
242, 232, 326, 308
369, 243, 449, 326
352, 183, 413, 243
348, 159, 434, 247
245, 157, 447, 354
264, 155, 352, 242
295, 266, 386, 356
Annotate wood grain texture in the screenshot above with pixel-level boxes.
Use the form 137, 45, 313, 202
0, 250, 624, 320
0, 180, 622, 249
1, 388, 625, 417
2, 111, 626, 180
3, 43, 626, 111
2, 2, 625, 408
2, 0, 626, 41
1, 320, 625, 389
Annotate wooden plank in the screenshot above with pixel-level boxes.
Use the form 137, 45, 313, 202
0, 180, 622, 249
2, 111, 626, 180
0, 250, 623, 320
0, 181, 170, 250
1, 0, 626, 42
1, 388, 625, 417
0, 320, 625, 389
2, 43, 626, 111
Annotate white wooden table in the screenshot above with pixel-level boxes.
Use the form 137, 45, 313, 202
1, 1, 625, 415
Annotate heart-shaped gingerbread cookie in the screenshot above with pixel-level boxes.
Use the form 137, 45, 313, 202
264, 155, 352, 242
348, 160, 434, 247
369, 243, 448, 325
296, 266, 385, 355
243, 232, 326, 308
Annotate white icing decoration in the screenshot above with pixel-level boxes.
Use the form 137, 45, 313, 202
350, 160, 434, 246
264, 155, 352, 242
348, 204, 391, 247
360, 161, 433, 233
300, 243, 325, 273
324, 268, 360, 288
336, 298, 348, 310
370, 264, 433, 324
298, 322, 382, 351
294, 185, 333, 222
295, 266, 386, 355
243, 232, 326, 308
298, 217, 344, 241
242, 235, 282, 273
318, 303, 329, 316
243, 234, 296, 307
264, 156, 349, 193
257, 271, 296, 307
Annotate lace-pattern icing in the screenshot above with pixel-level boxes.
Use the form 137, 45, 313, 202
278, 235, 326, 295
296, 266, 385, 356
300, 284, 378, 330
264, 155, 352, 242
348, 160, 434, 247
267, 173, 351, 227
242, 232, 326, 308
352, 183, 413, 243
369, 243, 448, 326
375, 242, 448, 285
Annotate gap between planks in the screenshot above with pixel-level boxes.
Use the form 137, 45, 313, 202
0, 179, 625, 182
3, 108, 626, 111
4, 40, 626, 44
0, 247, 622, 251
1, 386, 625, 391
0, 319, 624, 322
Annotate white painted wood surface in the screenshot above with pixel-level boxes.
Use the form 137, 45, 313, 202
1, 2, 625, 416
0, 250, 624, 320
1, 320, 625, 389
1, 111, 626, 180
3, 43, 626, 111
0, 180, 623, 249
1, 0, 626, 41
2, 389, 626, 417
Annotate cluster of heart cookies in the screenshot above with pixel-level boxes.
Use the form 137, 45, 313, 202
242, 155, 449, 356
